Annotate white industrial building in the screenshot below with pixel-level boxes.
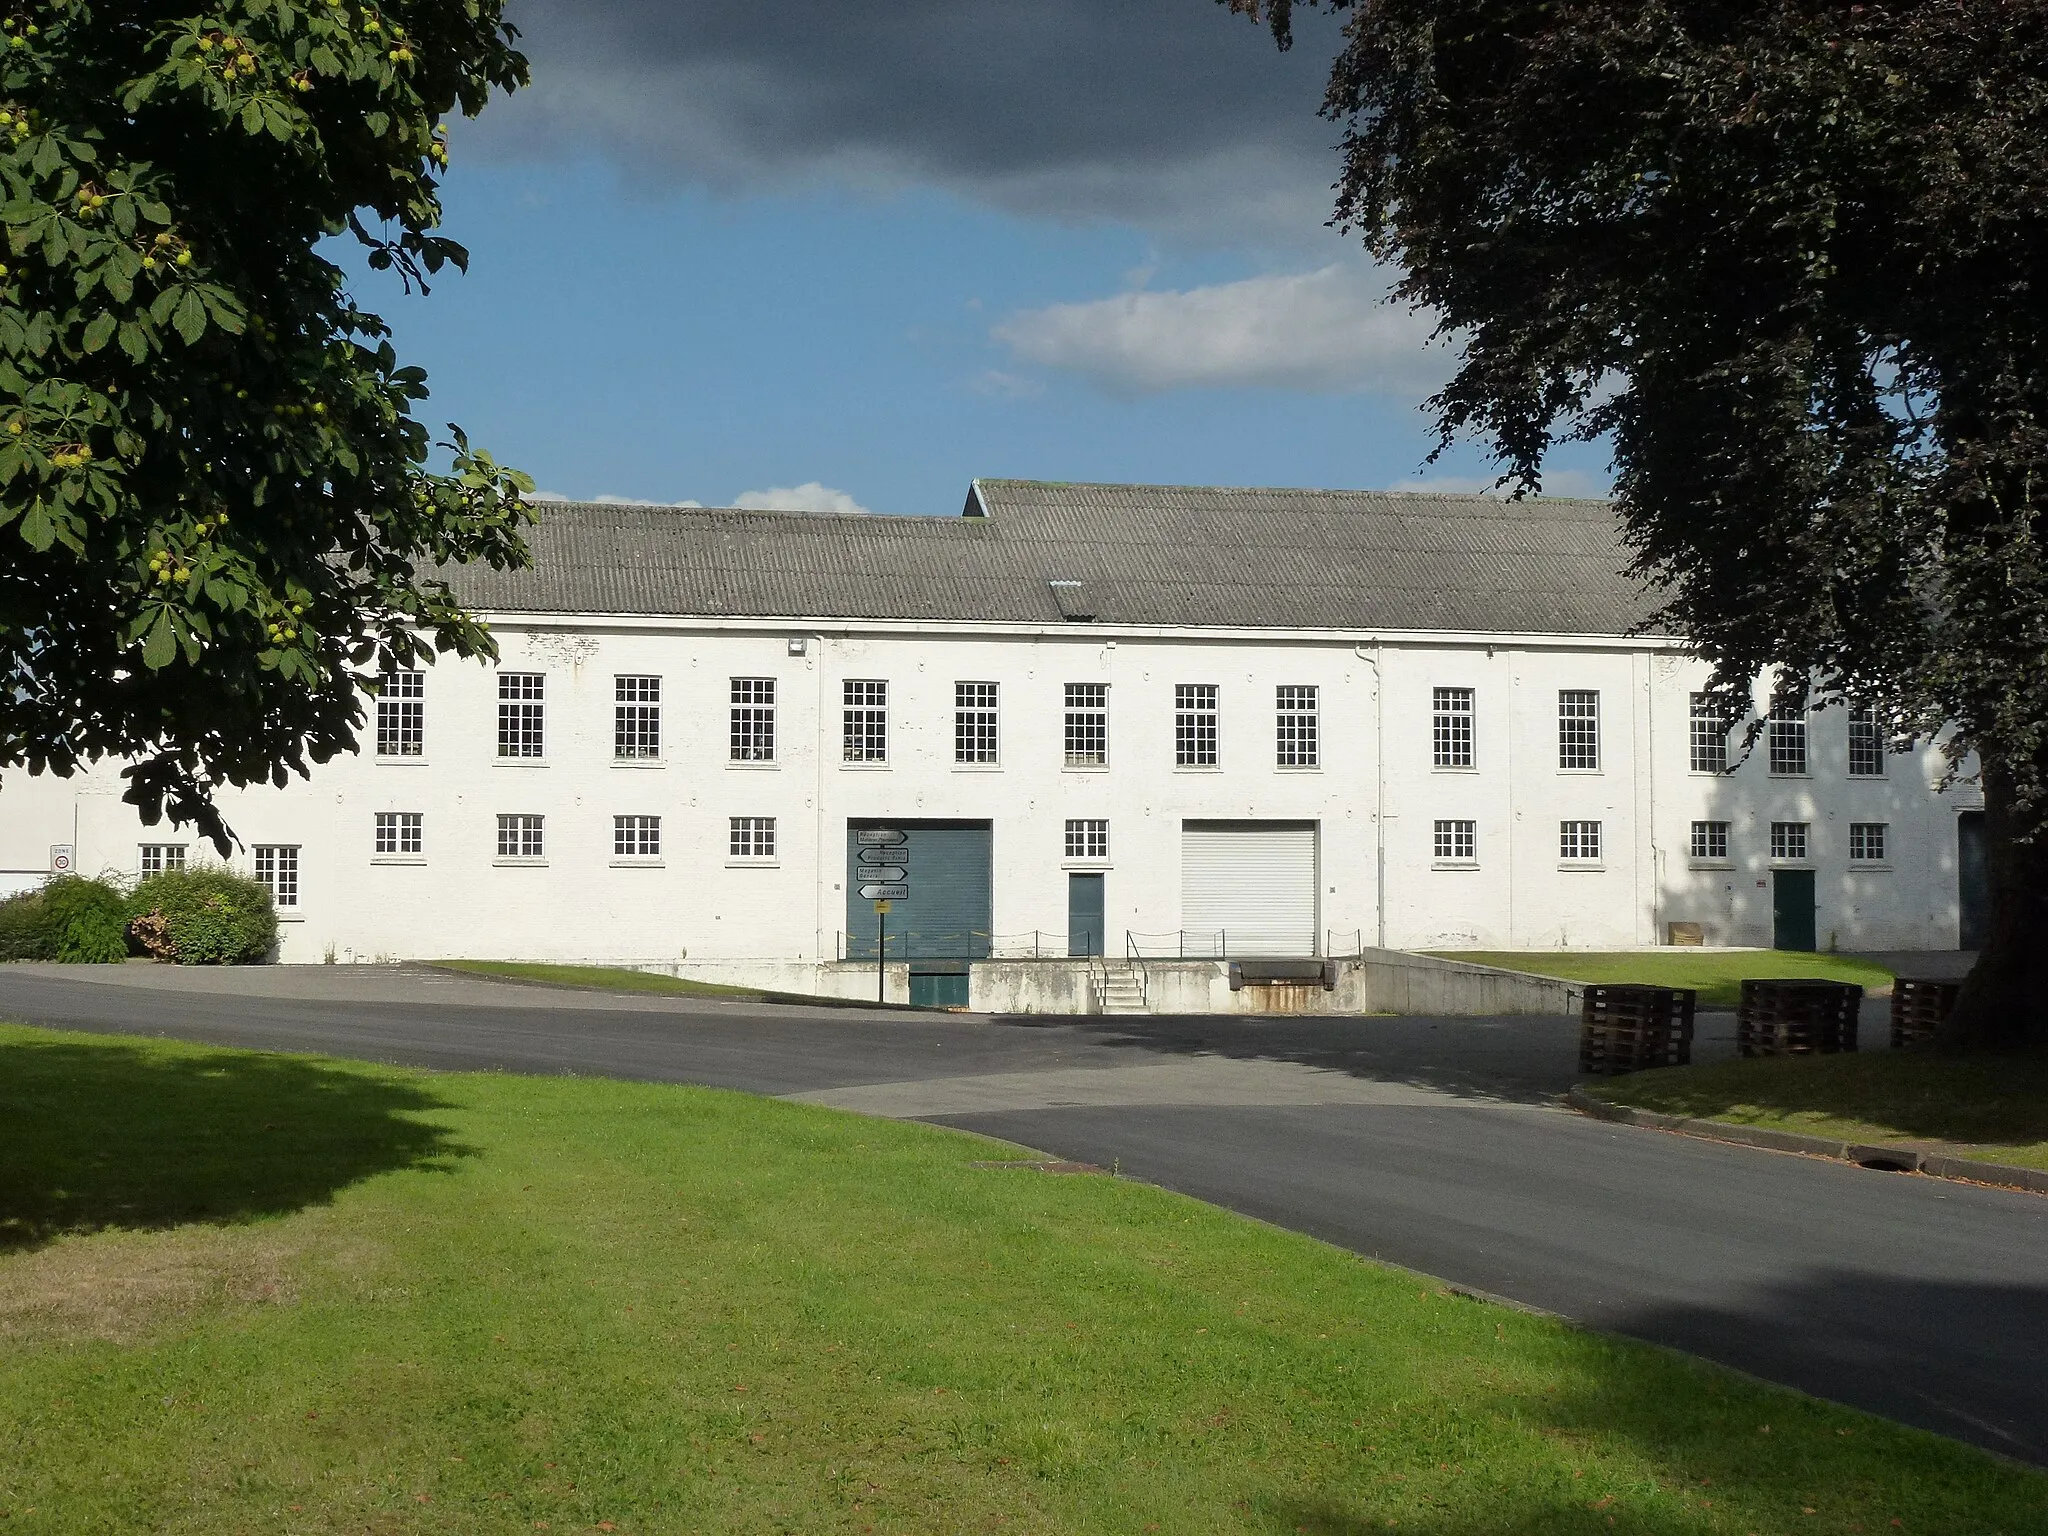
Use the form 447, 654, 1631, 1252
0, 480, 1984, 1008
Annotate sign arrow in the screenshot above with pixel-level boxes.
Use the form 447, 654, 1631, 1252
856, 865, 906, 883
858, 882, 909, 900
855, 828, 908, 847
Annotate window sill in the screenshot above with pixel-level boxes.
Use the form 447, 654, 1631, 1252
1687, 768, 1735, 778
727, 760, 780, 771
375, 755, 430, 767
1062, 763, 1111, 774
1431, 765, 1479, 775
611, 757, 666, 769
1172, 764, 1222, 773
840, 760, 891, 770
726, 859, 781, 869
610, 858, 665, 868
1431, 860, 1481, 872
1768, 861, 1814, 870
276, 911, 306, 923
1846, 773, 1888, 782
1556, 767, 1603, 776
1557, 861, 1607, 871
493, 857, 548, 867
1767, 771, 1812, 780
1062, 860, 1112, 871
370, 855, 427, 866
1848, 862, 1893, 872
494, 757, 548, 768
1274, 765, 1323, 774
1688, 860, 1735, 871
952, 763, 1003, 772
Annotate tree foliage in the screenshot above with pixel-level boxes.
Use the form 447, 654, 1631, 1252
0, 0, 535, 848
1232, 0, 2048, 1043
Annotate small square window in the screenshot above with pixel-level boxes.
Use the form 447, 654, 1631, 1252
139, 843, 187, 876
614, 814, 661, 858
496, 814, 544, 859
374, 812, 422, 856
1690, 820, 1730, 861
1849, 822, 1888, 862
1559, 820, 1603, 861
730, 816, 777, 859
1770, 821, 1810, 861
1433, 819, 1477, 862
1065, 818, 1109, 861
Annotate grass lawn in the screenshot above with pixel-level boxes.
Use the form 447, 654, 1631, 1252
429, 958, 923, 1010
1583, 1049, 2048, 1172
1436, 950, 1897, 1010
3, 1025, 2042, 1534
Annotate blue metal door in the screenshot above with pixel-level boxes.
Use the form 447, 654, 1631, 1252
1067, 873, 1105, 957
845, 822, 992, 959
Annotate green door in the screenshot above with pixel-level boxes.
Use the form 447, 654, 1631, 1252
1773, 869, 1817, 952
1067, 873, 1105, 957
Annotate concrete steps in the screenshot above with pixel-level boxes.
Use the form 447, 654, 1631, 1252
1091, 960, 1149, 1014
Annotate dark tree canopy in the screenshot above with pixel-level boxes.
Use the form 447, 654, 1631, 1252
1233, 0, 2048, 1045
0, 0, 535, 849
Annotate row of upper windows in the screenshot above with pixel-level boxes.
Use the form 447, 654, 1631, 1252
377, 672, 1327, 770
1424, 818, 1892, 866
382, 673, 1893, 780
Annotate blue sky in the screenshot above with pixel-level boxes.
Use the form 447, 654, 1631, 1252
360, 2, 1611, 517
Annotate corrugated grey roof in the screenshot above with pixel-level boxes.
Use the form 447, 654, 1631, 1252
448, 479, 1657, 635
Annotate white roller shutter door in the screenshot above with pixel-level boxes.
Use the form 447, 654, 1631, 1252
1180, 821, 1319, 955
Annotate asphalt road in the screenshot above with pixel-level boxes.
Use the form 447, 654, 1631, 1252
4, 963, 2045, 1465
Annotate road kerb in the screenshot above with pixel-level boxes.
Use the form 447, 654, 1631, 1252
1564, 1088, 2048, 1195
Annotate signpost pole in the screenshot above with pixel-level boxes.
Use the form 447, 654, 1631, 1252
876, 904, 886, 1003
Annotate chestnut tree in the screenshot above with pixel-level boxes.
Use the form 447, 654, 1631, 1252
0, 0, 535, 850
1231, 0, 2048, 1047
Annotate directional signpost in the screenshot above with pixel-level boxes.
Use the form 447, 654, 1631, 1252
856, 829, 909, 1001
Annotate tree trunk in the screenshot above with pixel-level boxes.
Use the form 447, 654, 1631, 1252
1941, 753, 2048, 1050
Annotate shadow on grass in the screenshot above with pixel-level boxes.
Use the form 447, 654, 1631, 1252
1597, 1049, 2048, 1149
0, 1037, 466, 1254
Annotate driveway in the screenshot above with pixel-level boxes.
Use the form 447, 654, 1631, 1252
3, 962, 2045, 1465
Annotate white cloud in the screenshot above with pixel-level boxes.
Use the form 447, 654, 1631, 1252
527, 490, 704, 507
731, 481, 875, 516
992, 264, 1448, 396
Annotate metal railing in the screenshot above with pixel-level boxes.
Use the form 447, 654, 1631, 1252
1325, 929, 1365, 959
1125, 928, 1229, 960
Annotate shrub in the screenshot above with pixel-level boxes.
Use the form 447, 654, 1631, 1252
0, 886, 52, 960
40, 875, 133, 963
127, 865, 277, 965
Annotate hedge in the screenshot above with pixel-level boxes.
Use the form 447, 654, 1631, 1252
127, 865, 278, 965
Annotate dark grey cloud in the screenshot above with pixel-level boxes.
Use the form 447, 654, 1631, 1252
478, 1, 1348, 246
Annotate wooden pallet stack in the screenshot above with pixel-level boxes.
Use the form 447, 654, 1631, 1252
1889, 977, 1961, 1050
1578, 984, 1697, 1076
1736, 979, 1864, 1057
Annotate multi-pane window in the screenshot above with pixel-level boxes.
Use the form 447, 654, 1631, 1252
1433, 819, 1477, 862
1064, 683, 1108, 766
1848, 705, 1885, 777
614, 675, 661, 759
729, 816, 777, 859
1767, 701, 1808, 775
1850, 822, 1888, 862
376, 670, 424, 757
843, 680, 888, 763
497, 672, 544, 758
613, 814, 661, 858
373, 812, 422, 856
1559, 820, 1603, 861
1690, 820, 1730, 861
955, 681, 999, 764
496, 814, 544, 859
1432, 688, 1475, 768
1558, 690, 1601, 769
1065, 818, 1109, 860
253, 844, 299, 907
730, 678, 777, 762
139, 844, 186, 876
1275, 685, 1320, 767
1688, 693, 1735, 774
1770, 821, 1810, 861
1175, 684, 1219, 767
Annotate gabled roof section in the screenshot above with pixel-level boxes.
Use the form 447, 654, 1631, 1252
447, 479, 1658, 636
